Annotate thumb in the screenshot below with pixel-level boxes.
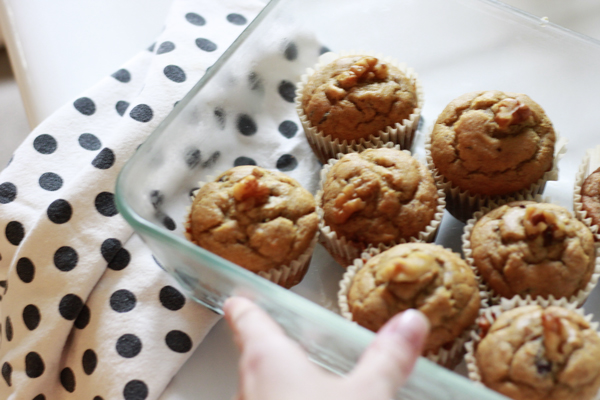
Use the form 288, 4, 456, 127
348, 309, 429, 398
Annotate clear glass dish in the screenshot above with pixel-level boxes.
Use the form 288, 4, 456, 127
116, 0, 600, 398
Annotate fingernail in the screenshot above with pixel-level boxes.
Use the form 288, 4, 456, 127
380, 309, 430, 346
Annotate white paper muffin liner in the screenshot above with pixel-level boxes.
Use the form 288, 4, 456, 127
338, 244, 488, 369
184, 178, 319, 289
462, 195, 600, 307
316, 146, 446, 267
574, 144, 600, 241
425, 127, 567, 222
295, 50, 424, 164
464, 296, 600, 399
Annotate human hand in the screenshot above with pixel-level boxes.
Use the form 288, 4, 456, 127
223, 297, 429, 400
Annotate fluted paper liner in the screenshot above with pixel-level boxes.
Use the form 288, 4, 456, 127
574, 144, 600, 241
462, 195, 600, 307
316, 146, 445, 267
295, 50, 424, 164
464, 296, 600, 399
338, 245, 488, 369
184, 178, 319, 289
425, 128, 567, 222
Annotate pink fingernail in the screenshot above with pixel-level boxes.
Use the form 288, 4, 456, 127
381, 309, 430, 345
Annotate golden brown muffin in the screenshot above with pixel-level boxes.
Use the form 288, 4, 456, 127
430, 90, 556, 196
581, 166, 600, 232
347, 243, 480, 355
476, 305, 600, 400
188, 166, 318, 287
301, 55, 418, 142
469, 201, 595, 300
321, 148, 439, 250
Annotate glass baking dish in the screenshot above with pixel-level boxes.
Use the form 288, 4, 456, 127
116, 0, 600, 398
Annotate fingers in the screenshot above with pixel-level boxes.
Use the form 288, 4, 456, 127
349, 309, 429, 398
224, 297, 286, 348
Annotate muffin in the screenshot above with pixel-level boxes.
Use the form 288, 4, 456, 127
473, 305, 600, 400
580, 166, 600, 233
297, 53, 422, 163
318, 147, 442, 266
342, 243, 481, 361
466, 201, 596, 302
187, 166, 319, 288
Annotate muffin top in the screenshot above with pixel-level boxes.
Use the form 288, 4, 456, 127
470, 201, 595, 300
430, 90, 555, 196
189, 166, 318, 274
581, 166, 600, 233
348, 243, 480, 354
476, 305, 600, 400
321, 148, 438, 248
301, 55, 418, 142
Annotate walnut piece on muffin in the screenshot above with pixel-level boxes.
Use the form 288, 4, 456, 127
301, 55, 418, 142
430, 90, 556, 196
321, 148, 438, 249
470, 201, 595, 300
188, 166, 318, 286
581, 166, 600, 232
347, 243, 480, 355
476, 305, 600, 400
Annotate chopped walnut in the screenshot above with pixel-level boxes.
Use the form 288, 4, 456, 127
542, 309, 584, 364
523, 205, 566, 243
375, 251, 437, 283
335, 56, 389, 89
492, 98, 533, 130
233, 174, 270, 203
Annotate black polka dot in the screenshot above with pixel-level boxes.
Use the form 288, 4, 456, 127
25, 352, 44, 378
112, 69, 131, 83
108, 248, 130, 271
47, 199, 72, 224
284, 42, 298, 60
130, 104, 153, 123
59, 294, 84, 321
2, 362, 11, 386
16, 257, 35, 283
95, 192, 118, 217
164, 65, 186, 83
73, 97, 96, 116
110, 289, 136, 313
236, 114, 257, 136
156, 41, 175, 54
0, 182, 16, 203
149, 190, 163, 210
165, 330, 192, 353
82, 349, 97, 375
123, 380, 148, 400
39, 172, 63, 191
226, 13, 247, 25
33, 134, 57, 154
233, 156, 256, 167
23, 304, 40, 330
116, 334, 142, 358
5, 316, 12, 341
74, 304, 90, 329
195, 38, 217, 52
33, 395, 45, 400
319, 46, 331, 55
248, 72, 263, 91
78, 133, 102, 150
116, 101, 130, 116
93, 397, 103, 400
202, 151, 220, 168
101, 238, 121, 261
60, 367, 75, 393
278, 120, 298, 138
278, 80, 296, 103
5, 221, 24, 245
185, 148, 201, 169
213, 107, 226, 129
162, 215, 176, 231
54, 246, 78, 272
186, 12, 205, 26
159, 286, 185, 311
92, 147, 115, 169
276, 154, 298, 171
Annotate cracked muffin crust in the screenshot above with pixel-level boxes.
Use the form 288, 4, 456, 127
475, 305, 600, 400
301, 55, 418, 142
321, 148, 438, 250
469, 201, 595, 300
188, 166, 318, 286
430, 90, 556, 196
347, 243, 480, 355
581, 166, 600, 232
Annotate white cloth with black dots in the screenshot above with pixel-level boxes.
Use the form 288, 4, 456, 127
0, 0, 326, 398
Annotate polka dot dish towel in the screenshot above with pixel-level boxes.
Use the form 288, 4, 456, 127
0, 0, 327, 398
